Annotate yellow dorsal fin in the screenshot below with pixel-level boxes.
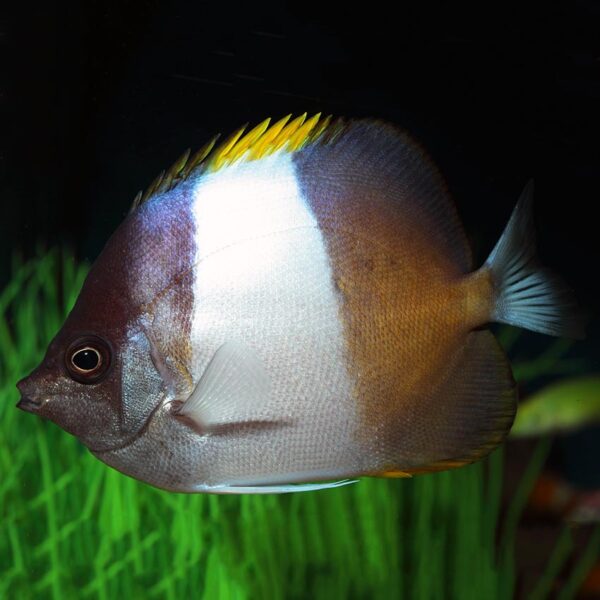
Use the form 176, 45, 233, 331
248, 114, 292, 159
270, 113, 308, 152
226, 118, 271, 163
287, 113, 321, 151
209, 125, 248, 171
181, 135, 220, 179
133, 113, 341, 209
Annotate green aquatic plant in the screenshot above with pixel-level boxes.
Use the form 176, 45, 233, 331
0, 250, 597, 599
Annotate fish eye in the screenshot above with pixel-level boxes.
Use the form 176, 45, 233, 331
65, 336, 111, 383
72, 347, 101, 371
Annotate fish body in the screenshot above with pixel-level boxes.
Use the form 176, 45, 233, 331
17, 115, 583, 493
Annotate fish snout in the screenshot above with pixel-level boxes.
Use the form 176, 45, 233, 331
16, 377, 44, 413
16, 396, 42, 413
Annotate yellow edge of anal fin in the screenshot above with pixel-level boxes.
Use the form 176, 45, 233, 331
406, 462, 466, 474
375, 470, 413, 479
373, 458, 476, 478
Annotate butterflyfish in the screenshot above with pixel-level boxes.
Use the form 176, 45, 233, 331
17, 114, 585, 493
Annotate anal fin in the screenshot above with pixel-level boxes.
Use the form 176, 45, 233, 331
385, 330, 517, 473
374, 469, 413, 479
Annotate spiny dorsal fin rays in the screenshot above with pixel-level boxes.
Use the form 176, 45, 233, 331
309, 114, 333, 141
220, 118, 272, 163
247, 114, 292, 159
154, 147, 191, 199
131, 190, 143, 212
288, 114, 324, 151
270, 113, 308, 152
207, 114, 304, 171
181, 135, 220, 179
208, 124, 248, 171
165, 148, 191, 184
140, 169, 165, 205
131, 113, 335, 210
131, 137, 220, 213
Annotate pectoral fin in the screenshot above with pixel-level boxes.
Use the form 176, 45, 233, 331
175, 340, 274, 430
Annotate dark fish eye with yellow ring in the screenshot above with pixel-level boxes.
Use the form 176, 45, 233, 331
65, 337, 111, 383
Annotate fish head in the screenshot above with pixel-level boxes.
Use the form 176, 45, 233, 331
17, 325, 121, 448
16, 302, 168, 452
15, 207, 180, 452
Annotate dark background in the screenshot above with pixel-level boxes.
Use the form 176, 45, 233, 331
1, 0, 599, 484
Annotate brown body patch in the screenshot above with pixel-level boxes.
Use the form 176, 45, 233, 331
294, 120, 515, 473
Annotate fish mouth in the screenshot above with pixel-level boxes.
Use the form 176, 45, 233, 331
16, 396, 42, 413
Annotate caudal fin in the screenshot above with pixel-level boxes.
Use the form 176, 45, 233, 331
485, 181, 585, 339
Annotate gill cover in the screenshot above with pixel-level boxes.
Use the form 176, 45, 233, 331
119, 326, 167, 435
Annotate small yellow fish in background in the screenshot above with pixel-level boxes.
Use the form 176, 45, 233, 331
16, 114, 585, 493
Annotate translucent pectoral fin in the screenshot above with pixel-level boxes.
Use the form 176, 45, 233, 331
175, 340, 274, 430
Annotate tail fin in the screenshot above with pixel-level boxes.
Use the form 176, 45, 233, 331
484, 181, 585, 339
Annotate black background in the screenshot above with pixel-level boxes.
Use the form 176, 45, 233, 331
1, 1, 599, 481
